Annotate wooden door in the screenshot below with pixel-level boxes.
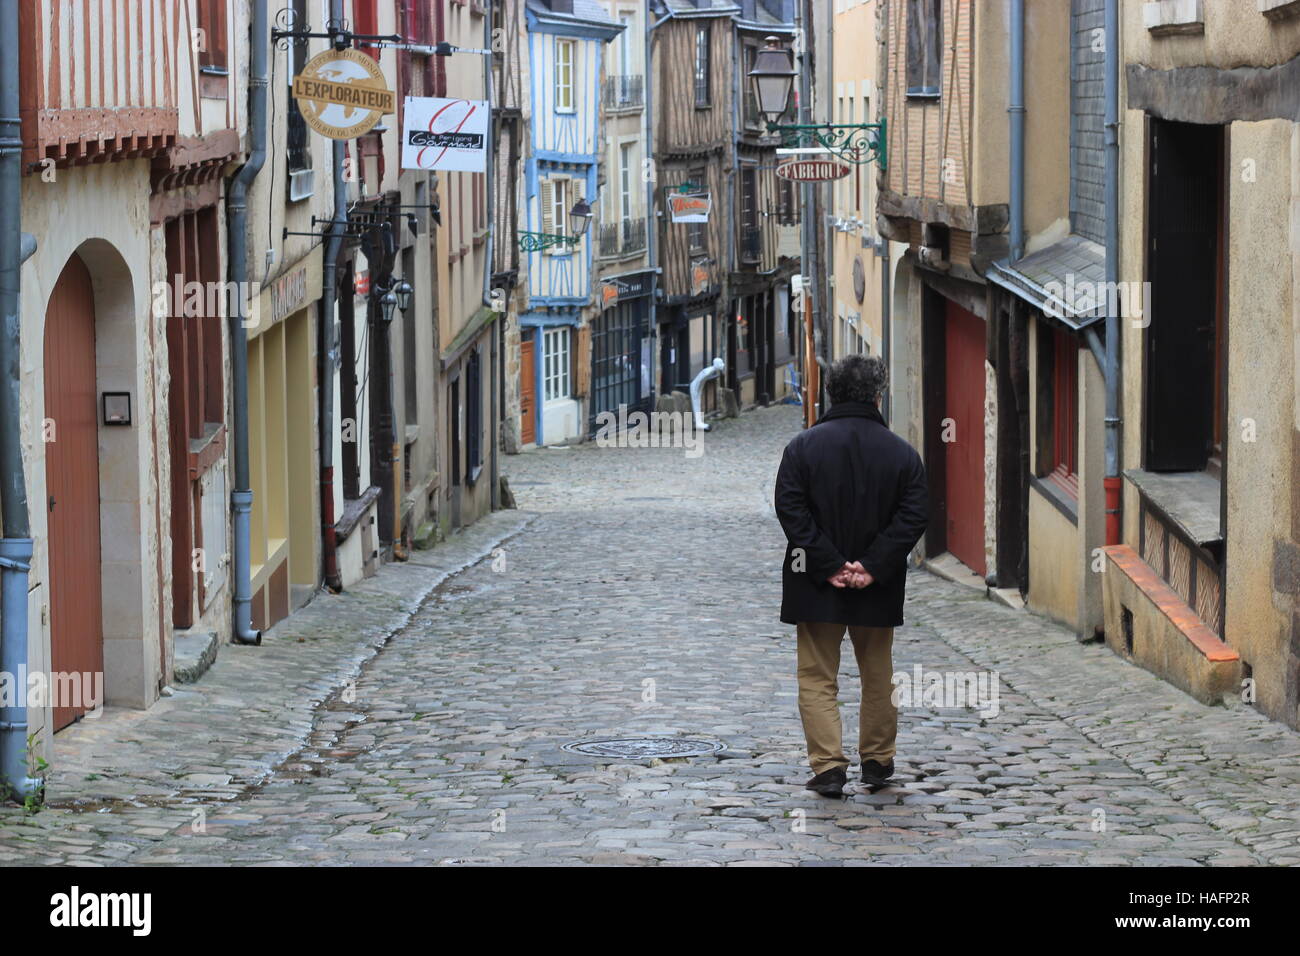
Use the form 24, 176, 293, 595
520, 335, 536, 445
44, 255, 104, 730
943, 299, 986, 577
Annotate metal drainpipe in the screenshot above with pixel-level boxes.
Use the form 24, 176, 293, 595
1009, 0, 1025, 262
648, 5, 671, 397
482, 0, 500, 511
227, 0, 269, 645
318, 2, 346, 590
0, 0, 41, 798
1102, 0, 1121, 545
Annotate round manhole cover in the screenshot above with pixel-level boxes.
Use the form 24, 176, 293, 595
561, 735, 726, 760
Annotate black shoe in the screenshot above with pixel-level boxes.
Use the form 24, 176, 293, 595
860, 759, 895, 788
804, 766, 847, 798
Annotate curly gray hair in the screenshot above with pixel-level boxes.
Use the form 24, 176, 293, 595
826, 353, 888, 406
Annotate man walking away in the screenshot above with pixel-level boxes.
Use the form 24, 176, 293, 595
774, 355, 929, 798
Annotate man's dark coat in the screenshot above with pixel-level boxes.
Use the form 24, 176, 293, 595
775, 400, 929, 627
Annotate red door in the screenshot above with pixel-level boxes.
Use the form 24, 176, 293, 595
943, 299, 986, 577
520, 336, 536, 445
44, 255, 104, 730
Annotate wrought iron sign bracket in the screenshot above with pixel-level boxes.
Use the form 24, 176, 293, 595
518, 232, 579, 253
766, 118, 888, 170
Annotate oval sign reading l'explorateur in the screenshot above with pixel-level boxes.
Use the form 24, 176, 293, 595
776, 158, 852, 182
292, 48, 396, 140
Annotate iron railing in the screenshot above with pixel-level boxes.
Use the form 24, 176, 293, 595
598, 218, 648, 258
603, 75, 644, 110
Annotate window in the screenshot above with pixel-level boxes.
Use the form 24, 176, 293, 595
694, 25, 711, 107
739, 167, 759, 263
543, 327, 572, 402
556, 38, 576, 112
687, 167, 707, 254
465, 349, 482, 482
287, 0, 312, 176
338, 265, 361, 500
618, 11, 634, 74
540, 175, 576, 254
619, 143, 634, 222
1145, 119, 1223, 474
1036, 323, 1079, 498
906, 0, 942, 98
197, 0, 228, 71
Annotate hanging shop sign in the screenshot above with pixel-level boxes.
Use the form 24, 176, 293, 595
292, 48, 396, 140
600, 280, 627, 311
669, 192, 713, 223
401, 97, 490, 172
690, 258, 713, 297
599, 272, 653, 310
776, 157, 851, 182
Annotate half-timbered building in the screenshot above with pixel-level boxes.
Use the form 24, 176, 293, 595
17, 0, 244, 738
519, 0, 622, 445
650, 0, 737, 407
730, 2, 799, 407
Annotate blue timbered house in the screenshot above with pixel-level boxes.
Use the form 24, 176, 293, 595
521, 0, 623, 446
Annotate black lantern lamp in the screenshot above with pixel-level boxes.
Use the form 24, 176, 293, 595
749, 36, 797, 124
568, 199, 593, 240
379, 289, 399, 323
395, 280, 414, 312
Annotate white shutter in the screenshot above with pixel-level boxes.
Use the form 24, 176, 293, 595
540, 178, 555, 241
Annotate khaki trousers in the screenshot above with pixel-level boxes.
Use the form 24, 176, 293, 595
796, 621, 896, 774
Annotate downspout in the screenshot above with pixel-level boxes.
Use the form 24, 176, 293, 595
1102, 0, 1121, 544
648, 5, 672, 398
0, 0, 42, 798
482, 0, 500, 511
227, 0, 269, 645
319, 4, 347, 591
1009, 0, 1025, 262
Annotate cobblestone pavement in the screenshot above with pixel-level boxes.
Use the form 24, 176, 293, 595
3, 404, 1300, 865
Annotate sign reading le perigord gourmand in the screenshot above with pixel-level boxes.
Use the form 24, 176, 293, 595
401, 97, 490, 173
292, 48, 396, 140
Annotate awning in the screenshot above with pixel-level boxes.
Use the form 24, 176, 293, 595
986, 234, 1108, 331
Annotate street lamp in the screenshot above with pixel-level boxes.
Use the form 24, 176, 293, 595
518, 199, 594, 252
747, 36, 887, 169
749, 36, 797, 125
568, 199, 593, 240
395, 280, 413, 312
379, 289, 398, 324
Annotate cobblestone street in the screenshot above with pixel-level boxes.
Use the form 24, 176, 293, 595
3, 404, 1300, 866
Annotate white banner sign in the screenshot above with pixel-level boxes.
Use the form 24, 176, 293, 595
401, 96, 489, 172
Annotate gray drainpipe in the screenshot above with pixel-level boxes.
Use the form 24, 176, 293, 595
227, 0, 269, 645
319, 3, 346, 591
482, 1, 500, 510
648, 5, 671, 394
1102, 0, 1121, 544
1009, 0, 1025, 262
0, 0, 41, 800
